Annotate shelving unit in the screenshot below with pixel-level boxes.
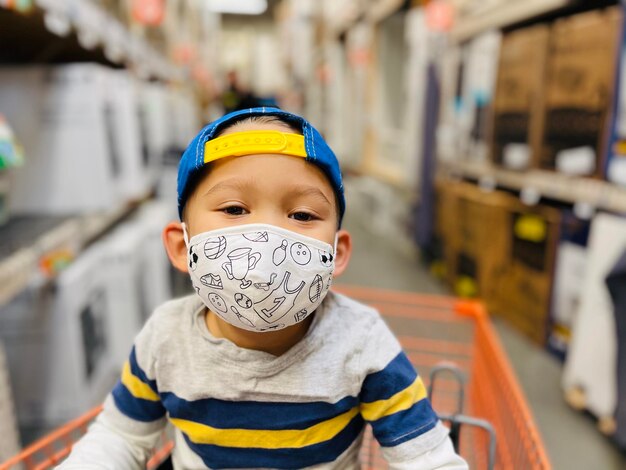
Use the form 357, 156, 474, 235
0, 0, 206, 309
366, 0, 404, 23
0, 2, 181, 81
451, 0, 570, 42
432, 0, 626, 454
440, 160, 626, 214
0, 191, 151, 307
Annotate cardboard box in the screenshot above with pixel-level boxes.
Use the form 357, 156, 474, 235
437, 181, 512, 301
540, 7, 622, 175
490, 202, 562, 344
433, 178, 463, 279
434, 178, 461, 246
435, 180, 562, 343
491, 25, 550, 170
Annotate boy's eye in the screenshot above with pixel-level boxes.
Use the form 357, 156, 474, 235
223, 206, 247, 216
291, 212, 315, 222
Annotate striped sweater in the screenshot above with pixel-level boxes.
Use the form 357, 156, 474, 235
59, 292, 467, 469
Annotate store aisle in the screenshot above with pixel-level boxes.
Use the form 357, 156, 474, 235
336, 202, 626, 470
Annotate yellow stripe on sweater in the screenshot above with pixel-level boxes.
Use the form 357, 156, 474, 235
121, 360, 160, 402
170, 406, 360, 449
360, 376, 427, 422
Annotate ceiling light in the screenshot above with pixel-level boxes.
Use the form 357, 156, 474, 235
206, 0, 267, 15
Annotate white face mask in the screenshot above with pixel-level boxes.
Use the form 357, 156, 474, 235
183, 223, 336, 332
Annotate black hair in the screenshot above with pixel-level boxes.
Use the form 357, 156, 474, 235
215, 115, 301, 136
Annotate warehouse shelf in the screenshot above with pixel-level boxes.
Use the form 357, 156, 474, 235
366, 0, 404, 23
0, 191, 152, 307
326, 0, 404, 37
0, 2, 182, 82
451, 0, 569, 42
440, 160, 626, 214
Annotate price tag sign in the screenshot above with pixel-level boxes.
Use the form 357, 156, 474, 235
520, 186, 541, 206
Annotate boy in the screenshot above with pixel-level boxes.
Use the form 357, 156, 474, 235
60, 108, 467, 469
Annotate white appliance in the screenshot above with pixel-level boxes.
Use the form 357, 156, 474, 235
550, 241, 588, 353
140, 82, 170, 177
101, 200, 175, 367
0, 242, 117, 429
101, 224, 145, 368
0, 65, 121, 215
134, 201, 176, 319
0, 339, 21, 462
45, 242, 118, 425
107, 71, 152, 201
563, 213, 626, 419
0, 286, 54, 430
169, 87, 200, 151
456, 31, 502, 162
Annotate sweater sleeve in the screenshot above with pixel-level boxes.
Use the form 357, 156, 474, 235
358, 315, 468, 470
57, 318, 167, 469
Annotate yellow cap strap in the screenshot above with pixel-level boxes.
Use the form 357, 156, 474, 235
203, 130, 307, 164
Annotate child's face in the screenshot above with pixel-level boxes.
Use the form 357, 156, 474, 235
164, 120, 352, 351
184, 122, 339, 248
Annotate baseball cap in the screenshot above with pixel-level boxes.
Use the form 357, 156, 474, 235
177, 107, 345, 225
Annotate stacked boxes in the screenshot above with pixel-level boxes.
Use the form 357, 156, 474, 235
540, 7, 622, 176
439, 179, 561, 343
442, 182, 512, 301
491, 25, 550, 170
489, 203, 561, 343
490, 6, 623, 178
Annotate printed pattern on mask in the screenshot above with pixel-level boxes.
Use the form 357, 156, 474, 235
187, 225, 335, 332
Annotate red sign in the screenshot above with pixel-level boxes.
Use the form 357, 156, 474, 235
132, 0, 165, 26
426, 0, 455, 32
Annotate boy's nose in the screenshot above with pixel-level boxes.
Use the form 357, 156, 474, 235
247, 211, 288, 231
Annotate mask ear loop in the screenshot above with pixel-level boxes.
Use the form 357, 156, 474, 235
333, 233, 338, 257
181, 222, 190, 248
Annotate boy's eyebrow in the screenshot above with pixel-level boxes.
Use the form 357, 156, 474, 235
203, 179, 332, 206
202, 178, 252, 197
288, 185, 332, 206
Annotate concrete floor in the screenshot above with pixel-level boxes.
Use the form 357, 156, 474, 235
336, 209, 626, 470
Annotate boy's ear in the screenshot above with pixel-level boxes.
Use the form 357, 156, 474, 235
332, 229, 352, 278
163, 221, 189, 273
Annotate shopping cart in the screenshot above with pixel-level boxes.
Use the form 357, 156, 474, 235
343, 286, 551, 469
1, 286, 551, 470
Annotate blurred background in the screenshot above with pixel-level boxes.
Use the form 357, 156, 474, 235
0, 0, 626, 468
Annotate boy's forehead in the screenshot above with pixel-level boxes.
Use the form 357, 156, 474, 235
207, 152, 332, 191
